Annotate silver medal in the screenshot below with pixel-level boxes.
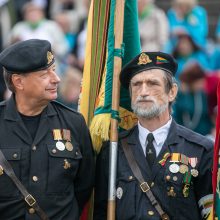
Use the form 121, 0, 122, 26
56, 141, 65, 151
191, 169, 199, 177
169, 163, 180, 173
116, 187, 123, 199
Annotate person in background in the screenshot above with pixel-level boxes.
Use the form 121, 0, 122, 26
167, 0, 208, 49
57, 66, 82, 110
94, 51, 213, 220
173, 62, 213, 136
0, 39, 94, 219
171, 29, 210, 80
138, 0, 169, 52
9, 1, 68, 75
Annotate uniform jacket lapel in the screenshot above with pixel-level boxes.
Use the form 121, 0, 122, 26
4, 96, 32, 145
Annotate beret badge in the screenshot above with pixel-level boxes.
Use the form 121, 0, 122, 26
47, 51, 54, 64
138, 53, 152, 65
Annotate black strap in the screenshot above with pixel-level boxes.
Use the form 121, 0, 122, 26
0, 150, 49, 220
121, 138, 170, 220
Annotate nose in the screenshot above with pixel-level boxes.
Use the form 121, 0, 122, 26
139, 83, 150, 96
51, 70, 61, 83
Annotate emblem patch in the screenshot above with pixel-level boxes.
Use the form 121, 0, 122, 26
137, 53, 152, 65
47, 51, 54, 64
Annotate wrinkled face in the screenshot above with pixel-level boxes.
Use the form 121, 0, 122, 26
19, 64, 60, 103
130, 69, 174, 119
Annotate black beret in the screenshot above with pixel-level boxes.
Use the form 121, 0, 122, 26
120, 51, 178, 89
0, 39, 55, 73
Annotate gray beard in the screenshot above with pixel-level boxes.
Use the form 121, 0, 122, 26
131, 101, 168, 119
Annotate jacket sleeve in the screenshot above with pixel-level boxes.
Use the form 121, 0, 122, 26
194, 145, 213, 219
74, 115, 95, 213
93, 142, 109, 220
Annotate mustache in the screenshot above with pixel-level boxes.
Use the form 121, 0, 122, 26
136, 96, 155, 102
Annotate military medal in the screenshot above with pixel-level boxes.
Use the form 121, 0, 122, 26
62, 129, 73, 151
179, 164, 189, 174
169, 163, 179, 173
63, 159, 71, 169
116, 187, 123, 199
169, 153, 180, 173
53, 129, 65, 151
167, 186, 176, 197
182, 171, 192, 197
159, 152, 171, 166
183, 183, 190, 198
189, 157, 199, 177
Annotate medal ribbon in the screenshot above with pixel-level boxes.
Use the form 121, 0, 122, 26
159, 152, 171, 166
53, 129, 62, 141
62, 129, 71, 141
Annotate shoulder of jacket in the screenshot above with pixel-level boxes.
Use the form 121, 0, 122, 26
51, 100, 81, 116
176, 124, 214, 150
119, 126, 136, 140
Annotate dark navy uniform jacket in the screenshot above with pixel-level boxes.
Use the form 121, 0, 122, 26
94, 120, 213, 220
0, 96, 95, 220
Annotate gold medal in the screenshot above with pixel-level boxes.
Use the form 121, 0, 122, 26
179, 164, 189, 174
167, 187, 176, 197
63, 159, 71, 169
62, 129, 73, 151
183, 183, 190, 197
65, 142, 73, 151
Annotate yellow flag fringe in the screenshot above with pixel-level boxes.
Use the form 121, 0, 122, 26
90, 113, 111, 153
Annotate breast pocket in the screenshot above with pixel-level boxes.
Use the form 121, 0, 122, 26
46, 144, 82, 194
0, 148, 21, 197
116, 175, 137, 220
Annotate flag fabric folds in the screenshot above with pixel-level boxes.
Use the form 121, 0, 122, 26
80, 0, 141, 153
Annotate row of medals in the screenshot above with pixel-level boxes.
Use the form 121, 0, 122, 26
53, 129, 73, 152
168, 153, 199, 177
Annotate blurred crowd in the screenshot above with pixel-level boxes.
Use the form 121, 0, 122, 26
0, 0, 220, 140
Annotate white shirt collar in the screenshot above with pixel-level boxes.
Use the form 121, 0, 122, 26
138, 117, 172, 155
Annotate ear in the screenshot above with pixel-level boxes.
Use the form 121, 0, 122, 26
11, 74, 24, 91
168, 83, 178, 102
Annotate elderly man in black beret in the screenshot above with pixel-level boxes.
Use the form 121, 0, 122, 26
94, 52, 213, 220
0, 39, 95, 220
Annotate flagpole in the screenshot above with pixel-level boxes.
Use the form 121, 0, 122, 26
107, 0, 125, 219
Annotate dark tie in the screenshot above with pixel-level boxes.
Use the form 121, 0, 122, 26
146, 133, 156, 168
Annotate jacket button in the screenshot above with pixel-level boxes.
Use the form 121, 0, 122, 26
166, 175, 171, 181
32, 176, 38, 182
13, 153, 18, 159
151, 182, 154, 187
29, 208, 35, 214
52, 149, 57, 154
32, 146, 37, 151
148, 210, 154, 216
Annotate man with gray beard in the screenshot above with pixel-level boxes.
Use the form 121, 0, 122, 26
94, 52, 213, 220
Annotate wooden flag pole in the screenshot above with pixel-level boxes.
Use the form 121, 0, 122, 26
107, 0, 125, 219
